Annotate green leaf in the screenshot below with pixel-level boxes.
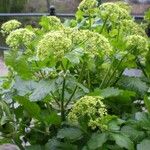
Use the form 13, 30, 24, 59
118, 77, 149, 96
65, 48, 84, 65
144, 96, 150, 113
14, 77, 37, 96
87, 133, 108, 150
121, 125, 145, 142
29, 80, 56, 101
99, 87, 135, 103
111, 133, 134, 150
57, 127, 83, 140
43, 111, 61, 125
45, 139, 77, 150
25, 145, 44, 150
5, 51, 33, 79
137, 139, 150, 150
14, 96, 41, 120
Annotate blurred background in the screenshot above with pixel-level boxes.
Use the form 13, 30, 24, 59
0, 0, 149, 14
0, 0, 150, 76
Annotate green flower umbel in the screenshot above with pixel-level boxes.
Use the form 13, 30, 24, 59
120, 19, 147, 37
126, 35, 149, 63
37, 31, 72, 60
68, 96, 107, 130
40, 16, 63, 31
99, 2, 131, 23
78, 0, 98, 13
6, 28, 35, 48
72, 30, 112, 57
1, 20, 21, 35
125, 35, 149, 57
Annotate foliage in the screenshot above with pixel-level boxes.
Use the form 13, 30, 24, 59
0, 0, 150, 149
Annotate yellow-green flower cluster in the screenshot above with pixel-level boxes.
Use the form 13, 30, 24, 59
125, 35, 149, 57
68, 96, 107, 130
71, 30, 112, 57
37, 31, 72, 60
99, 3, 131, 23
115, 1, 131, 13
78, 0, 98, 13
6, 28, 35, 48
120, 19, 147, 37
1, 20, 21, 35
40, 16, 63, 31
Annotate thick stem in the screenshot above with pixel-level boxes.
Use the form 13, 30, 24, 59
111, 69, 124, 86
65, 63, 84, 108
136, 58, 148, 78
50, 92, 60, 107
100, 15, 109, 33
65, 86, 78, 108
61, 75, 66, 121
100, 59, 114, 88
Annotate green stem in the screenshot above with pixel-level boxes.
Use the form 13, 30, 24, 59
50, 92, 60, 107
87, 70, 91, 89
105, 55, 126, 87
61, 75, 66, 121
100, 15, 109, 33
100, 59, 114, 88
136, 57, 148, 78
34, 61, 45, 78
65, 86, 78, 108
106, 48, 135, 87
111, 69, 124, 86
65, 63, 85, 108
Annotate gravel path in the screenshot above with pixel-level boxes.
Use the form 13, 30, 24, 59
0, 57, 8, 76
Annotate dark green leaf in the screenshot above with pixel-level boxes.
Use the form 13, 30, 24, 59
118, 77, 149, 96
144, 96, 150, 113
29, 80, 56, 101
87, 133, 108, 150
14, 77, 37, 96
57, 127, 83, 140
137, 139, 150, 150
111, 133, 134, 150
45, 139, 77, 150
14, 96, 41, 120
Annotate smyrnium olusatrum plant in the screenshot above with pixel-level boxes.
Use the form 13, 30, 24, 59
0, 1, 150, 149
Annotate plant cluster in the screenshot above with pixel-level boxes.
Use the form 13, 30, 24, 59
0, 0, 150, 150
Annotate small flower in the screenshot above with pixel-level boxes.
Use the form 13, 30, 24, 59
99, 3, 131, 23
40, 16, 63, 31
1, 20, 21, 35
125, 35, 149, 57
78, 0, 98, 13
115, 1, 131, 13
37, 31, 72, 60
120, 19, 147, 37
71, 30, 112, 57
68, 96, 107, 130
6, 28, 35, 48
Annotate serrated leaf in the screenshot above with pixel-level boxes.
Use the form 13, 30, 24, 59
25, 145, 44, 150
121, 125, 145, 142
99, 87, 135, 103
118, 77, 149, 96
14, 77, 37, 96
87, 133, 108, 150
137, 139, 150, 150
57, 127, 83, 140
5, 51, 33, 79
45, 139, 77, 150
144, 96, 150, 113
111, 133, 134, 150
14, 96, 41, 120
65, 48, 84, 64
29, 80, 56, 101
